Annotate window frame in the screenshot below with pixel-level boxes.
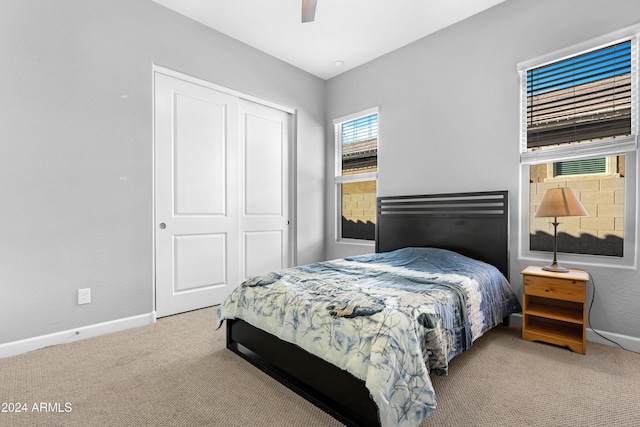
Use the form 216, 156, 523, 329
518, 26, 639, 269
333, 107, 379, 244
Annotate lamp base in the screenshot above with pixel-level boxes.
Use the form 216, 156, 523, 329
541, 263, 570, 273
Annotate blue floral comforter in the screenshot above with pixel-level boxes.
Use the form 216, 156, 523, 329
216, 247, 521, 427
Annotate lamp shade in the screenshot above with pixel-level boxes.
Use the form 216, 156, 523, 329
535, 187, 589, 218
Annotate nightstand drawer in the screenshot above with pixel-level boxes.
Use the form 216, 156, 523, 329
523, 275, 586, 302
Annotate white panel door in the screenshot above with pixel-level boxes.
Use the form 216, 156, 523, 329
240, 100, 291, 279
155, 72, 239, 317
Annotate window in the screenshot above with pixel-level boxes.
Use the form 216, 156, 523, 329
555, 158, 607, 176
526, 41, 633, 152
334, 108, 379, 241
519, 28, 638, 265
529, 155, 625, 257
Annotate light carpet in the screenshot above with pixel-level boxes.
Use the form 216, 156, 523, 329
0, 307, 638, 427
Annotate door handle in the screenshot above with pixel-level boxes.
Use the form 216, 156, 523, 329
159, 223, 166, 229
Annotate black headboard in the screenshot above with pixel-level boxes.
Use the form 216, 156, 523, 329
376, 190, 510, 281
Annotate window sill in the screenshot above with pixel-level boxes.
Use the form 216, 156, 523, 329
336, 239, 375, 247
518, 251, 637, 271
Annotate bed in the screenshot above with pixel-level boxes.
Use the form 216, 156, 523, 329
215, 190, 521, 427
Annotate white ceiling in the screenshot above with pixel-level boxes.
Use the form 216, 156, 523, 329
151, 0, 505, 80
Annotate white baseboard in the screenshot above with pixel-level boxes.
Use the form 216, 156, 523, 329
508, 313, 640, 353
0, 311, 157, 359
586, 328, 640, 353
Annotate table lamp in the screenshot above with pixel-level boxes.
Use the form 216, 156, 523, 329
534, 187, 588, 273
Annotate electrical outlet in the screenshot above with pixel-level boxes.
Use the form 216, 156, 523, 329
78, 288, 91, 305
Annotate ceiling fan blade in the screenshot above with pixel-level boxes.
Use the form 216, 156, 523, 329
301, 0, 317, 23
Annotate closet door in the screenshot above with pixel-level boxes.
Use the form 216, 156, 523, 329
154, 71, 292, 318
239, 100, 292, 280
154, 72, 240, 318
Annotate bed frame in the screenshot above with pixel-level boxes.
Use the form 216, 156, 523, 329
226, 190, 509, 427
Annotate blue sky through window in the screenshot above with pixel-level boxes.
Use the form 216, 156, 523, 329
527, 41, 631, 96
342, 114, 378, 144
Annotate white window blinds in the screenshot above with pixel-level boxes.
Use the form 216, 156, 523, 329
340, 113, 378, 174
519, 29, 638, 164
334, 107, 379, 183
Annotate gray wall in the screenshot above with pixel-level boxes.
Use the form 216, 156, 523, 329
325, 0, 640, 340
0, 0, 325, 344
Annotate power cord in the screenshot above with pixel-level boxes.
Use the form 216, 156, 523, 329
587, 273, 633, 353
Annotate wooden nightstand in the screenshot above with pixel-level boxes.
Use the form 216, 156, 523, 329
521, 266, 589, 354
